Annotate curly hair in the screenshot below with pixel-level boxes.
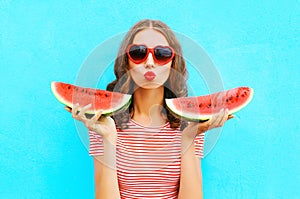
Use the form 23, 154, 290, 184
106, 19, 188, 130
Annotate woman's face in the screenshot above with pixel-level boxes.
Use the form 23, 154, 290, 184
128, 28, 172, 89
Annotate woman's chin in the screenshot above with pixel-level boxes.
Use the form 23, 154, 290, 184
135, 81, 164, 89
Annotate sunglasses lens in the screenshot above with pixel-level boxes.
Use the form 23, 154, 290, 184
154, 47, 173, 63
128, 45, 147, 62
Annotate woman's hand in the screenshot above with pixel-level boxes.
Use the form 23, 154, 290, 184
66, 104, 117, 144
182, 108, 233, 140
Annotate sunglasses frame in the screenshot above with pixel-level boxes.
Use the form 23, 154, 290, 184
126, 44, 175, 65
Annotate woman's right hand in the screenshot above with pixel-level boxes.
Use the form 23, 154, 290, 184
66, 104, 118, 144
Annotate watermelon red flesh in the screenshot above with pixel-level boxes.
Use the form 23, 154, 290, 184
165, 87, 254, 121
51, 82, 131, 115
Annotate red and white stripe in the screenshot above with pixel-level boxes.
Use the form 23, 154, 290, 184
89, 120, 204, 199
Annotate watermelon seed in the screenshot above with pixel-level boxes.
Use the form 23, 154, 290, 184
105, 93, 110, 97
81, 89, 85, 92
75, 87, 79, 91
207, 104, 211, 108
67, 85, 71, 89
187, 102, 194, 108
198, 103, 202, 108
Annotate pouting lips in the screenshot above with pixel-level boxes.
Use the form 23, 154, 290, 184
144, 71, 156, 81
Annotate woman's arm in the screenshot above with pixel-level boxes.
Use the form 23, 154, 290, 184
178, 108, 231, 199
70, 104, 121, 199
178, 136, 203, 199
94, 138, 120, 199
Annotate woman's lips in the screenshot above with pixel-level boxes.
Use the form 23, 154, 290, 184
144, 71, 156, 81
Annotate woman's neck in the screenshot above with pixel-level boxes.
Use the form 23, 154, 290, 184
131, 86, 167, 127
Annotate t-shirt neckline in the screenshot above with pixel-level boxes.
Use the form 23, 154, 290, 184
130, 119, 169, 129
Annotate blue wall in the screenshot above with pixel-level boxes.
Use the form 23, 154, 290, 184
1, 1, 299, 198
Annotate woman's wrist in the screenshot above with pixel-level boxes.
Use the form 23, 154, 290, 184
181, 133, 194, 142
182, 122, 206, 141
181, 133, 194, 152
102, 134, 117, 169
102, 133, 117, 146
182, 129, 204, 141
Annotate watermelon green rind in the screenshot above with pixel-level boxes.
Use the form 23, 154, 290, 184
98, 95, 132, 117
106, 96, 132, 116
165, 99, 210, 122
166, 102, 210, 122
51, 81, 132, 116
165, 87, 254, 122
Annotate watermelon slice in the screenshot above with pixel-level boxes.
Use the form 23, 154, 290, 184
165, 87, 254, 122
51, 82, 132, 116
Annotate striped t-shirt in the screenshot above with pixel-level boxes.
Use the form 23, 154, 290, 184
89, 119, 204, 199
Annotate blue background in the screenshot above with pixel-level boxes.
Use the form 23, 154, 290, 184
1, 1, 299, 198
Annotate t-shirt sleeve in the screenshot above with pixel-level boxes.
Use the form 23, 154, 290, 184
194, 132, 205, 158
88, 130, 104, 156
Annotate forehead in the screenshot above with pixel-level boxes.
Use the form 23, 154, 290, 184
132, 29, 169, 47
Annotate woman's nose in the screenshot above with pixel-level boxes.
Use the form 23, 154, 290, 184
145, 52, 155, 68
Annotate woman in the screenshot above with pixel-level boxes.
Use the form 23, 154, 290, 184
71, 19, 230, 199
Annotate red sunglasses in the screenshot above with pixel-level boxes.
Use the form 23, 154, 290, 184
126, 44, 175, 65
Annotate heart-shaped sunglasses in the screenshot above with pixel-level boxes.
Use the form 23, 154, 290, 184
126, 44, 175, 65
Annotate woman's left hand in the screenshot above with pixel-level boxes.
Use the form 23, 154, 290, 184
182, 108, 233, 140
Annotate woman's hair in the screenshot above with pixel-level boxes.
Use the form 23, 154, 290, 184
107, 19, 188, 129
